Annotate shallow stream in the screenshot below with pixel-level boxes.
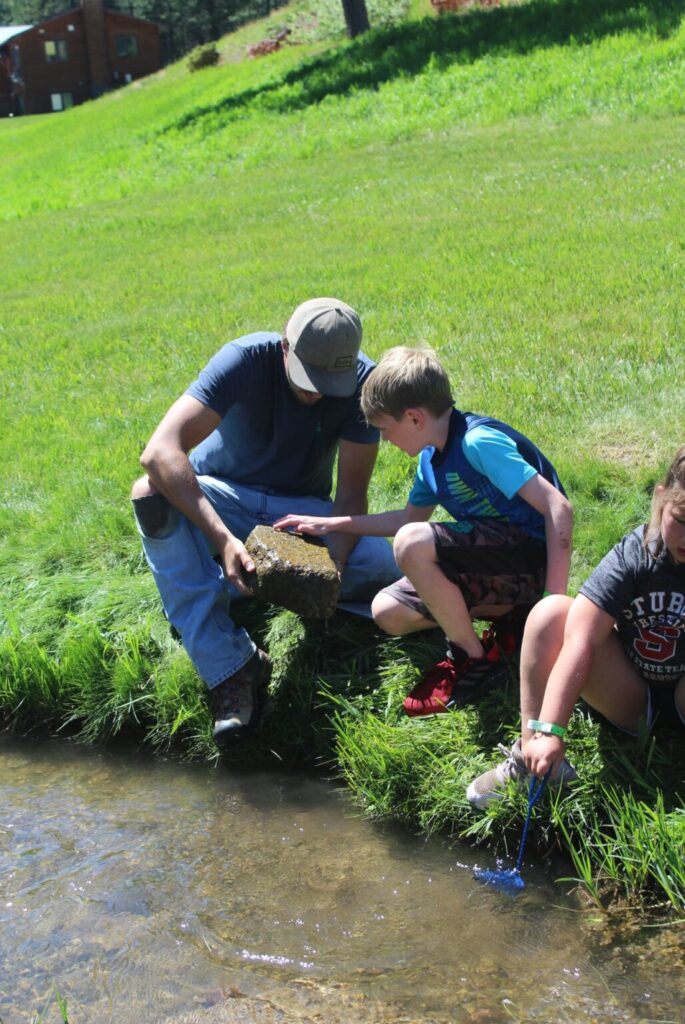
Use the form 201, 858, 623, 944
1, 736, 682, 1024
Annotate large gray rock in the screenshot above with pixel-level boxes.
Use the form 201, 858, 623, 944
244, 526, 340, 619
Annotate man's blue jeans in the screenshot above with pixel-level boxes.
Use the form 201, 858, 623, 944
133, 476, 399, 689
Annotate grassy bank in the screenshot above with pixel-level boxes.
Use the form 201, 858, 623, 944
1, 0, 684, 915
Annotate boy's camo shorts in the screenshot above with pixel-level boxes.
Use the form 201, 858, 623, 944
379, 519, 547, 620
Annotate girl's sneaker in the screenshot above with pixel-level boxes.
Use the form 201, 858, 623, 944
466, 738, 577, 809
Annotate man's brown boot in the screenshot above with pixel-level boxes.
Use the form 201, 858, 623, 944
210, 649, 271, 743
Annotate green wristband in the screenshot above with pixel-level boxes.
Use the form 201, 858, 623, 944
527, 718, 567, 739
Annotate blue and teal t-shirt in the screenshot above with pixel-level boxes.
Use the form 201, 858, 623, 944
186, 333, 379, 500
408, 409, 565, 541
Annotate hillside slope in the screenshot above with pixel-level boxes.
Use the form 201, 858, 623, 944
2, 0, 685, 220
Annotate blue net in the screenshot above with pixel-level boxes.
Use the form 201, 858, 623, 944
472, 866, 525, 891
472, 771, 550, 893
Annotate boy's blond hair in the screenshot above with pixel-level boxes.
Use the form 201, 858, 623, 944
644, 446, 685, 555
361, 346, 453, 422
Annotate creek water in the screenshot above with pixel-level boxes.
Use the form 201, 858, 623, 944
0, 735, 682, 1024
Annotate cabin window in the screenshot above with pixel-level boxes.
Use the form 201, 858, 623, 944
50, 91, 74, 112
44, 39, 68, 62
115, 34, 139, 58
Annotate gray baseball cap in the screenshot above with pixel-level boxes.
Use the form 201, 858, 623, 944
286, 298, 362, 398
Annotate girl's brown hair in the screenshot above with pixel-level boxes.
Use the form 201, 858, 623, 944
644, 446, 685, 555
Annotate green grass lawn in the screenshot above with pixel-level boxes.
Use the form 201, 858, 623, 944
1, 0, 684, 915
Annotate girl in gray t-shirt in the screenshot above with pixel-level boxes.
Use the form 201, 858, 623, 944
467, 447, 685, 808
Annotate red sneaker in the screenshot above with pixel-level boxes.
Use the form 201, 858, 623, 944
403, 657, 460, 717
490, 605, 533, 655
446, 635, 509, 708
484, 624, 516, 656
403, 634, 510, 718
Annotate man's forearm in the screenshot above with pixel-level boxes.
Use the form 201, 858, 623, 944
325, 499, 409, 569
141, 447, 232, 550
326, 492, 368, 570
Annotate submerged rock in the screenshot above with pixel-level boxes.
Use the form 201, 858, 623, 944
245, 526, 340, 619
162, 980, 445, 1023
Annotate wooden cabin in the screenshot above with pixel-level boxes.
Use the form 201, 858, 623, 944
0, 0, 161, 116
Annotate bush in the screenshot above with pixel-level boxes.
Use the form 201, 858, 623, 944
188, 44, 220, 72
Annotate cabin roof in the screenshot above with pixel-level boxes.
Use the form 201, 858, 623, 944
0, 26, 33, 47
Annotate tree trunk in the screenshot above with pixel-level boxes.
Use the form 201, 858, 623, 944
340, 0, 370, 38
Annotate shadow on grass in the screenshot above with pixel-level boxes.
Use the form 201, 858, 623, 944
591, 708, 685, 810
163, 0, 685, 133
221, 603, 406, 764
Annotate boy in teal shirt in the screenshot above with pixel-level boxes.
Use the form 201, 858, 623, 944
275, 347, 572, 715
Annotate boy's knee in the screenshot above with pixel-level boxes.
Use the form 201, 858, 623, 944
371, 591, 413, 635
393, 521, 434, 571
132, 486, 179, 539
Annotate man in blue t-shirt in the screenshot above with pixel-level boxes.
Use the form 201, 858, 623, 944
131, 298, 399, 742
275, 346, 573, 717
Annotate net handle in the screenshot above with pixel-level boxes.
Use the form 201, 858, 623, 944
514, 771, 550, 875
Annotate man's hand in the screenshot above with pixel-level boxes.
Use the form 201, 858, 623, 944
523, 734, 565, 780
273, 513, 345, 537
219, 534, 256, 595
